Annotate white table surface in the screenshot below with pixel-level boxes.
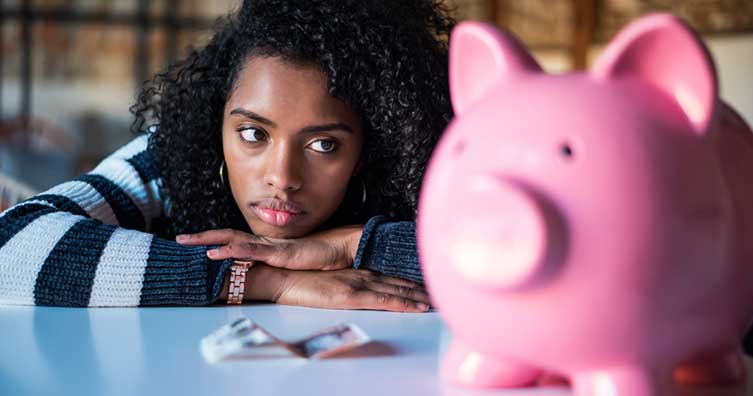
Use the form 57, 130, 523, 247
0, 304, 750, 396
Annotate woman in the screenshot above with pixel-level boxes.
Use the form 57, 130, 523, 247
0, 0, 453, 310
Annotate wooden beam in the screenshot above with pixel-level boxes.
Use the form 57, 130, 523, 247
572, 0, 598, 70
488, 0, 501, 26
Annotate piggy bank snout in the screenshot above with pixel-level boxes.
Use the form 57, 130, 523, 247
449, 175, 565, 289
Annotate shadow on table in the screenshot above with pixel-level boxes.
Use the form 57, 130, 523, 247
326, 340, 398, 359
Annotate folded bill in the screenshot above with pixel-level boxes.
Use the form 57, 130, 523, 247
200, 317, 371, 364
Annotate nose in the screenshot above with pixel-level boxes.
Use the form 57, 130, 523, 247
263, 143, 303, 192
449, 175, 566, 289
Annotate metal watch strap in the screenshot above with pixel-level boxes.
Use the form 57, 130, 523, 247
227, 260, 253, 305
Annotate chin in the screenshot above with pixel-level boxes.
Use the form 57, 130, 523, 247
248, 222, 311, 239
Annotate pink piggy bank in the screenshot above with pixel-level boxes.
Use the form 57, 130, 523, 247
418, 13, 753, 396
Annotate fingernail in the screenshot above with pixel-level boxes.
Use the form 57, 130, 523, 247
176, 234, 189, 242
207, 249, 217, 257
417, 303, 429, 311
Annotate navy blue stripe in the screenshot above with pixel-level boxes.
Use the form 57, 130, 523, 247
139, 239, 233, 306
126, 150, 159, 183
139, 238, 207, 305
31, 194, 89, 218
0, 204, 58, 250
75, 174, 145, 230
33, 220, 116, 306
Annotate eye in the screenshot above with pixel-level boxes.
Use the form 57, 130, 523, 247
308, 139, 338, 153
238, 127, 267, 143
560, 142, 574, 160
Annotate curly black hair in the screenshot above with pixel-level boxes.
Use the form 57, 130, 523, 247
130, 0, 455, 237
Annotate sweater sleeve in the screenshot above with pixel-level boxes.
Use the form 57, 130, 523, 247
352, 215, 423, 283
0, 134, 232, 307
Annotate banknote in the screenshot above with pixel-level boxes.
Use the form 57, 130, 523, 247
200, 317, 370, 363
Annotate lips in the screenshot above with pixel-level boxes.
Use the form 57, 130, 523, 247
251, 198, 305, 227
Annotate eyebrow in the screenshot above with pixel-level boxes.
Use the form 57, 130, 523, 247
229, 108, 354, 134
300, 123, 353, 134
230, 108, 277, 128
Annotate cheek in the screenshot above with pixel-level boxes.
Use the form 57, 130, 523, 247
227, 165, 256, 192
305, 161, 353, 206
224, 152, 264, 202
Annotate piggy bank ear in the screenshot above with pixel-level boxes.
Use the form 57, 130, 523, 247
592, 13, 718, 135
450, 21, 542, 115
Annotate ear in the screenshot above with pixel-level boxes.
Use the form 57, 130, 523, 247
450, 21, 542, 116
592, 13, 718, 135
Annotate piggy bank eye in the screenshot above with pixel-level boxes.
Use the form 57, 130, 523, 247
453, 140, 466, 156
559, 142, 574, 160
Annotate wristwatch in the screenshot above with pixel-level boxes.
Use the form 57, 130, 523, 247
227, 260, 254, 305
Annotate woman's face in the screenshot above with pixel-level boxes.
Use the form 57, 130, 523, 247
222, 56, 364, 238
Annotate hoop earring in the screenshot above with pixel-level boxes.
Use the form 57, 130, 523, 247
219, 160, 226, 187
350, 177, 367, 215
360, 178, 367, 208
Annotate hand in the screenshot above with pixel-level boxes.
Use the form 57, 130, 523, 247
271, 266, 431, 312
176, 225, 363, 271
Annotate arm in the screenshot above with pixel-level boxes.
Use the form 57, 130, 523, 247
218, 262, 429, 312
352, 215, 423, 283
179, 219, 429, 311
0, 134, 232, 307
180, 214, 423, 285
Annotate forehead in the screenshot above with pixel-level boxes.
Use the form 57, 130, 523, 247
225, 56, 354, 120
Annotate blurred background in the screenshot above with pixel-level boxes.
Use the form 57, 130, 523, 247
1, 0, 752, 210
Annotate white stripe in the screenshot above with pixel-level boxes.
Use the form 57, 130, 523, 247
43, 180, 118, 225
0, 212, 82, 305
109, 134, 149, 160
2, 134, 161, 229
90, 159, 162, 227
89, 134, 162, 229
88, 228, 152, 307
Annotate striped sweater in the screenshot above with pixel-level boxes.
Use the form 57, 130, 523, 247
0, 134, 421, 307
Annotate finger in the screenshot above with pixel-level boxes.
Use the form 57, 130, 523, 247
176, 229, 240, 245
366, 282, 431, 305
374, 274, 426, 291
206, 242, 279, 261
350, 291, 429, 313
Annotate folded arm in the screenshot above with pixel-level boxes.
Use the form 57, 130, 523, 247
0, 135, 232, 307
